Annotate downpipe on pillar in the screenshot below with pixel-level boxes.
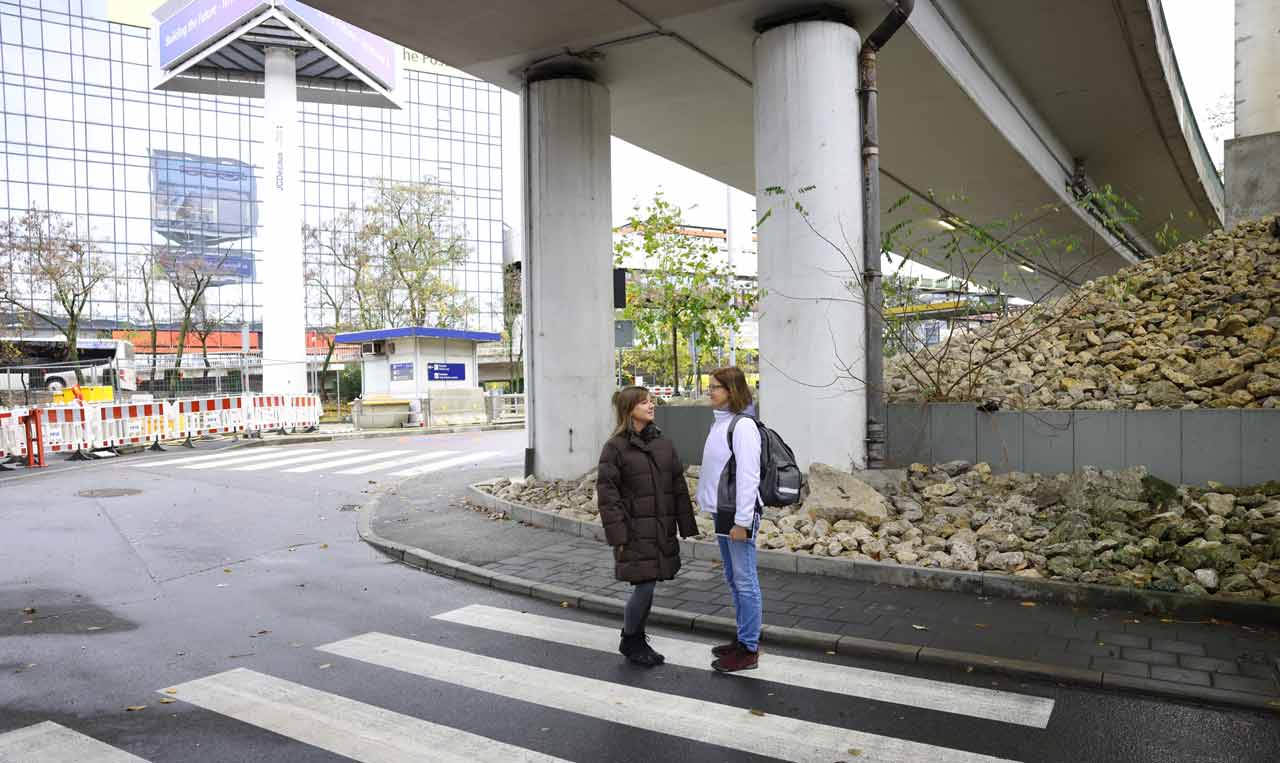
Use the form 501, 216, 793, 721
860, 0, 914, 469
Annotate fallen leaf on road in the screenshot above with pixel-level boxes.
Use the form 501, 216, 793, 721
848, 749, 863, 758
223, 569, 232, 573
1020, 602, 1037, 608
158, 698, 176, 705
86, 626, 103, 632
251, 629, 271, 638
911, 624, 928, 631
825, 651, 836, 655
559, 601, 570, 608
975, 624, 990, 629
164, 689, 178, 694
318, 663, 332, 670
749, 708, 766, 717
320, 544, 329, 549
21, 607, 35, 615
125, 705, 147, 712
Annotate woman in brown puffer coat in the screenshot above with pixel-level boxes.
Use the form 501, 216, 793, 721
597, 386, 698, 667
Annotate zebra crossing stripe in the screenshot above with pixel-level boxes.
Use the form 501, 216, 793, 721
281, 450, 415, 473
319, 633, 1021, 763
229, 450, 371, 471
133, 448, 321, 469
387, 451, 501, 477
0, 722, 148, 763
335, 450, 461, 475
432, 604, 1055, 728
161, 668, 570, 763
175, 449, 326, 470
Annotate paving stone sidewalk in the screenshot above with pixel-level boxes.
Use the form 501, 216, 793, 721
481, 536, 1280, 703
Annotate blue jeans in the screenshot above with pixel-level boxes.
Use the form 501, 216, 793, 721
717, 524, 762, 652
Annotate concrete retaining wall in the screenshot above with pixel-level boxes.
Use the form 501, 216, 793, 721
886, 403, 1280, 487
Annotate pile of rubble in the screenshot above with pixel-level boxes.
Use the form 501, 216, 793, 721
884, 216, 1280, 409
478, 461, 1280, 603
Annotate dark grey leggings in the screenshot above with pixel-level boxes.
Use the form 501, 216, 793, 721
623, 580, 657, 635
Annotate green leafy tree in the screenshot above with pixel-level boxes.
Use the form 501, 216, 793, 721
615, 193, 757, 396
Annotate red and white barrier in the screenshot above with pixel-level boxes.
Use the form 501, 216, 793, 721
3, 392, 321, 467
0, 407, 29, 460
171, 395, 249, 439
33, 404, 97, 454
95, 402, 168, 448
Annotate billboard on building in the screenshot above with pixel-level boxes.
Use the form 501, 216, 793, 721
150, 149, 257, 245
157, 0, 268, 69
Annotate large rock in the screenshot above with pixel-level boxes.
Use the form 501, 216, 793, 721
804, 463, 891, 527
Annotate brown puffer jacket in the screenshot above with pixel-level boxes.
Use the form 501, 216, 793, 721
597, 424, 698, 583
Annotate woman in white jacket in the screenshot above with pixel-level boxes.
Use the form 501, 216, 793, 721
697, 366, 763, 672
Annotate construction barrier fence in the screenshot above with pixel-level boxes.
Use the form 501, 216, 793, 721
0, 393, 321, 467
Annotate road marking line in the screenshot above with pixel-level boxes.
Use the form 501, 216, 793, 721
230, 450, 373, 471
282, 450, 415, 473
161, 668, 570, 763
433, 604, 1054, 728
132, 448, 321, 468
319, 633, 1021, 763
173, 449, 327, 470
335, 450, 461, 475
388, 451, 501, 477
0, 722, 148, 763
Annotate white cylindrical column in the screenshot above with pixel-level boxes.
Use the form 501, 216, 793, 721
1235, 0, 1280, 139
525, 75, 614, 479
261, 47, 307, 394
754, 20, 865, 472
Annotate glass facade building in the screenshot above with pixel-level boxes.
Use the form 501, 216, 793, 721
0, 0, 505, 341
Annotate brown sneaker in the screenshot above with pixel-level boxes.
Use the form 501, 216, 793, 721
712, 643, 759, 673
711, 641, 739, 657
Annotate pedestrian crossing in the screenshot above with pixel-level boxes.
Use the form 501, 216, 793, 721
1, 604, 1057, 762
130, 446, 506, 479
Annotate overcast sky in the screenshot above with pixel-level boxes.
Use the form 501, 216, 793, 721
501, 0, 1233, 268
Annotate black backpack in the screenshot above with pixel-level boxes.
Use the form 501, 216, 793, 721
728, 414, 803, 507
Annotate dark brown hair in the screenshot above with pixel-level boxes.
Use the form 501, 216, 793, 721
710, 367, 753, 414
611, 386, 651, 437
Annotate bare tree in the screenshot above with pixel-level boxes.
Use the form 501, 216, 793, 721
193, 298, 235, 382
756, 185, 1146, 408
134, 250, 166, 385
0, 208, 113, 383
303, 221, 358, 402
152, 243, 233, 390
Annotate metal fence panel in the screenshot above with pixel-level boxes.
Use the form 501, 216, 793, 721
886, 403, 930, 467
1124, 410, 1182, 483
1182, 409, 1243, 486
929, 404, 975, 464
1022, 411, 1073, 475
654, 405, 715, 465
1242, 410, 1280, 485
1073, 410, 1126, 472
976, 410, 1022, 472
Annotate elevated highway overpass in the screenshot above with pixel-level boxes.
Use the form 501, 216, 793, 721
303, 0, 1223, 478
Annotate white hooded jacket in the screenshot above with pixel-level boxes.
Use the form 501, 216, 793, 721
697, 409, 761, 530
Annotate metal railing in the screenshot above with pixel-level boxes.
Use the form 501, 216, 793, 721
485, 393, 525, 424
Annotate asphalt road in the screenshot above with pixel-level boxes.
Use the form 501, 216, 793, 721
2, 430, 1278, 762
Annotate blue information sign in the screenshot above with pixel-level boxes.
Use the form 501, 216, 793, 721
426, 362, 465, 381
390, 362, 414, 381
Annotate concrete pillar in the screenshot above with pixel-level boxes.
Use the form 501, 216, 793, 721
524, 74, 614, 479
753, 20, 865, 472
1226, 0, 1280, 227
261, 47, 307, 393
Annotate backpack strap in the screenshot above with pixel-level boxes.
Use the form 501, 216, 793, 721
727, 414, 742, 454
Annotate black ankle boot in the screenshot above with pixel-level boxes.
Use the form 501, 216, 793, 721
619, 630, 662, 667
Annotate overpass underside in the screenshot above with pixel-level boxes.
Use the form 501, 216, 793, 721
306, 0, 1224, 478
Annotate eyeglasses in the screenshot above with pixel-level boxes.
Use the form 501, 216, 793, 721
707, 383, 726, 392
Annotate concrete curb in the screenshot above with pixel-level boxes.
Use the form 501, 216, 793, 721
0, 422, 524, 484
356, 486, 1280, 713
466, 487, 1280, 627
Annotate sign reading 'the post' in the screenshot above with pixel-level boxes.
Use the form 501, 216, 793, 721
390, 362, 414, 381
426, 363, 465, 381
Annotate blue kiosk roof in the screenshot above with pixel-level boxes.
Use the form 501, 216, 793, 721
335, 327, 502, 344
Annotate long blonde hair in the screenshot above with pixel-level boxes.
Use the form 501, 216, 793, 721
611, 386, 651, 437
